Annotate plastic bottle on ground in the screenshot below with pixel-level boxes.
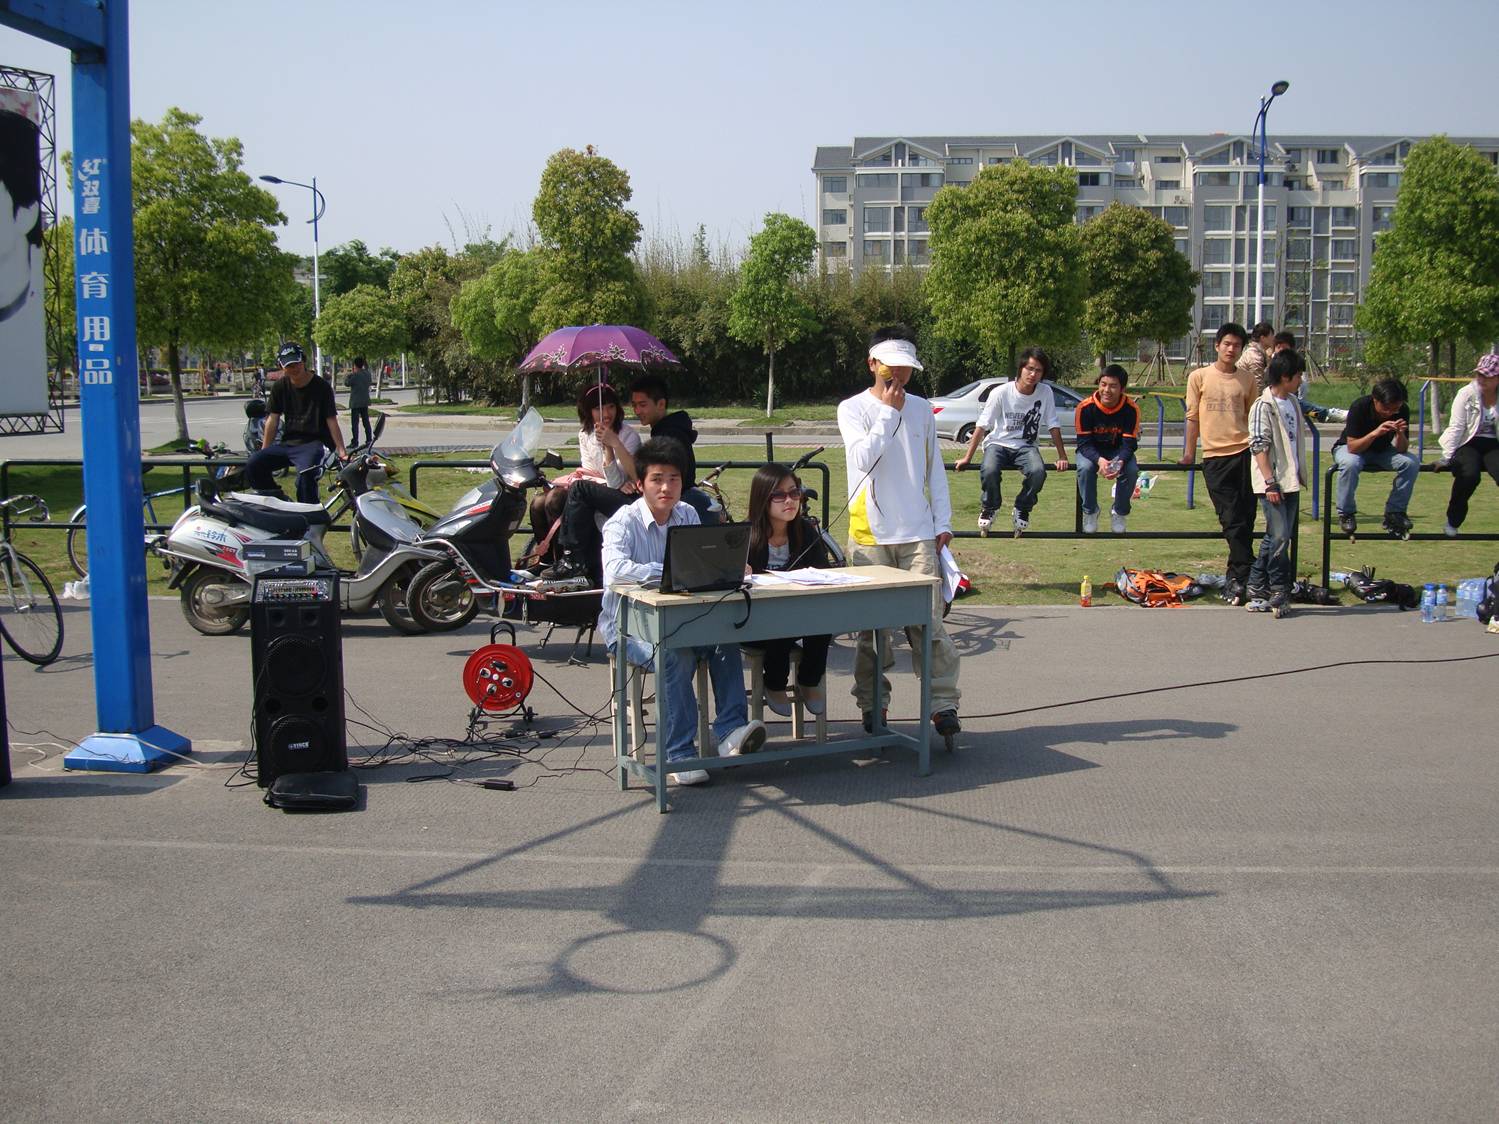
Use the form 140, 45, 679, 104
1421, 583, 1436, 624
1436, 584, 1450, 622
1079, 575, 1092, 607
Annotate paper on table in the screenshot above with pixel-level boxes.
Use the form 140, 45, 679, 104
778, 568, 870, 586
747, 572, 797, 587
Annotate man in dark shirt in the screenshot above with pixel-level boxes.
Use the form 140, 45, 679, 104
628, 373, 716, 522
345, 356, 373, 446
1074, 364, 1142, 534
1332, 378, 1417, 536
246, 342, 347, 503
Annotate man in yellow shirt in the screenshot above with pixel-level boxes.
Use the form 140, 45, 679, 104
1179, 323, 1257, 604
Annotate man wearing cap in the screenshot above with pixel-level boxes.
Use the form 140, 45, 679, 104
246, 343, 347, 503
1436, 352, 1499, 536
836, 324, 961, 740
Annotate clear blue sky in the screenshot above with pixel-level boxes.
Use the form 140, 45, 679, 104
3, 0, 1495, 262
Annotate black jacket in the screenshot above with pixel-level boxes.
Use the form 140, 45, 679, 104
748, 516, 831, 574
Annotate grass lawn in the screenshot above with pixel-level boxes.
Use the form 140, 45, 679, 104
9, 429, 1493, 606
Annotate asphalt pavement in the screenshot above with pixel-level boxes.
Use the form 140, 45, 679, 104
3, 596, 1497, 1121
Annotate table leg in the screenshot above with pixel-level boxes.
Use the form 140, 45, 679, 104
614, 650, 629, 791
655, 642, 670, 814
871, 629, 886, 732
918, 603, 933, 777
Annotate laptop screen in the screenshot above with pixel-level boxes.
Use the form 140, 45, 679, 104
660, 522, 750, 594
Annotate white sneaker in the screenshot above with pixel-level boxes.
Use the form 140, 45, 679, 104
1012, 509, 1029, 533
1110, 510, 1127, 534
671, 768, 710, 786
718, 720, 767, 757
1081, 511, 1098, 534
1444, 522, 1460, 538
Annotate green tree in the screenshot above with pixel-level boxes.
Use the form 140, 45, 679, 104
322, 239, 401, 297
314, 283, 408, 368
1079, 202, 1197, 367
43, 216, 75, 377
390, 243, 505, 403
130, 107, 288, 440
925, 162, 1085, 372
1358, 135, 1499, 376
728, 213, 819, 416
531, 146, 644, 330
450, 247, 546, 404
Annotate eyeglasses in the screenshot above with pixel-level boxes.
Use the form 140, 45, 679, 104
768, 489, 802, 503
1020, 364, 1045, 375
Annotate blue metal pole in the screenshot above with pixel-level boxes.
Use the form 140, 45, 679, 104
63, 0, 190, 772
1309, 425, 1321, 521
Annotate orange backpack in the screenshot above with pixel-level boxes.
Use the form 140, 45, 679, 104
1114, 568, 1197, 608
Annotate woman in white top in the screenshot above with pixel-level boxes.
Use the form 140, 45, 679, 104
575, 382, 640, 490
1437, 352, 1499, 535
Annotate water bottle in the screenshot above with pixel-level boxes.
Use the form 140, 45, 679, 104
1136, 472, 1153, 500
1329, 570, 1353, 588
1420, 584, 1435, 624
1458, 579, 1480, 619
1436, 584, 1450, 622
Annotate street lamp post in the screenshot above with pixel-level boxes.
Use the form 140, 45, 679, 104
259, 174, 327, 376
1252, 80, 1290, 327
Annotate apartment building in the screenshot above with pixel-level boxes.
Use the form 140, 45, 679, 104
812, 134, 1499, 362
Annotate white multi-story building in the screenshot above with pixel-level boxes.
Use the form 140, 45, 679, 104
812, 134, 1499, 362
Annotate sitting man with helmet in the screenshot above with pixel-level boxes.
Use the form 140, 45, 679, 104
245, 342, 348, 503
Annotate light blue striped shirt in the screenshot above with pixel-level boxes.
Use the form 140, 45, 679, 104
599, 497, 700, 647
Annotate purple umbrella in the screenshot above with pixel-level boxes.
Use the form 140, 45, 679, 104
517, 324, 682, 375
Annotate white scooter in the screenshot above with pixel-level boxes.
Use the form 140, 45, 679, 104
149, 453, 446, 636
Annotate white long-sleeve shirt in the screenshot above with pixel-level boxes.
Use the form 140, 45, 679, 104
577, 424, 641, 490
598, 497, 699, 647
836, 389, 952, 546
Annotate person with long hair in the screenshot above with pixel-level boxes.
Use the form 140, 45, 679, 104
1437, 352, 1499, 536
539, 383, 642, 584
744, 463, 833, 716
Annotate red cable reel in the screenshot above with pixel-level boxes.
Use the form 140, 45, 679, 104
462, 644, 534, 713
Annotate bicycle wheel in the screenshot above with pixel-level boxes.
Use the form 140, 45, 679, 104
66, 504, 89, 577
0, 549, 65, 665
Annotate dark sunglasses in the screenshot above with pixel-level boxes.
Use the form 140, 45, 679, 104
768, 488, 802, 503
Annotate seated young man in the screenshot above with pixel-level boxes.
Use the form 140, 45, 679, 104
1073, 364, 1141, 534
1332, 378, 1418, 537
599, 437, 766, 786
628, 374, 718, 523
953, 346, 1068, 534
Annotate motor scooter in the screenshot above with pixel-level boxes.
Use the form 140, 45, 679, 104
149, 453, 446, 636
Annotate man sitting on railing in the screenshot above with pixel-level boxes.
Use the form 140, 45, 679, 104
1332, 378, 1417, 538
245, 342, 347, 503
1073, 364, 1141, 535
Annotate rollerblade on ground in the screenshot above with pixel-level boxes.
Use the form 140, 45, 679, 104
932, 709, 961, 753
1382, 511, 1413, 540
1222, 578, 1247, 607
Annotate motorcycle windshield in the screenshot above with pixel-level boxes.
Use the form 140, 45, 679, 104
494, 407, 545, 465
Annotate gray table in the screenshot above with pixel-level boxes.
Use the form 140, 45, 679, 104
612, 564, 939, 812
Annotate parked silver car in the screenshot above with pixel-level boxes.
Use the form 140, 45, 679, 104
929, 378, 1085, 444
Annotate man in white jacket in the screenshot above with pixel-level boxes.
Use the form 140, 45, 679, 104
1437, 352, 1499, 536
836, 326, 962, 740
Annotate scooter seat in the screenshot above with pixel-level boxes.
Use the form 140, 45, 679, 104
206, 498, 330, 536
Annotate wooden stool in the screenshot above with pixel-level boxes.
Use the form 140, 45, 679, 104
610, 653, 714, 763
743, 646, 827, 743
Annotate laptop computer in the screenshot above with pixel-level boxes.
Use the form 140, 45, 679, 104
657, 522, 751, 594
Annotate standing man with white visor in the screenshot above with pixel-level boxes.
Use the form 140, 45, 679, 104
836, 325, 962, 741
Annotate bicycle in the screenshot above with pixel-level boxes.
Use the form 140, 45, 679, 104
0, 495, 64, 666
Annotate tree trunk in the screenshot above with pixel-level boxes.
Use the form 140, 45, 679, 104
766, 345, 776, 419
167, 340, 190, 444
1097, 351, 1108, 373
1448, 340, 1457, 378
1007, 342, 1017, 378
1429, 339, 1439, 378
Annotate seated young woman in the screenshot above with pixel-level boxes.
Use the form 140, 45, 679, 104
743, 462, 834, 717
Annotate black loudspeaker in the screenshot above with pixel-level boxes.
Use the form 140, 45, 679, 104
250, 571, 346, 786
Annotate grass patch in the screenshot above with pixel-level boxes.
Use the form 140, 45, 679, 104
10, 435, 1496, 605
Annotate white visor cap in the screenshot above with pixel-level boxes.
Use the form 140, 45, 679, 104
868, 339, 923, 371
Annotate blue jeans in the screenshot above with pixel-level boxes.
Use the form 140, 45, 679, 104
980, 445, 1046, 516
611, 637, 748, 762
1332, 444, 1419, 517
1248, 491, 1299, 594
1075, 450, 1139, 516
246, 440, 325, 503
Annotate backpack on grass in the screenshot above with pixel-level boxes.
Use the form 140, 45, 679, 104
1113, 568, 1201, 608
